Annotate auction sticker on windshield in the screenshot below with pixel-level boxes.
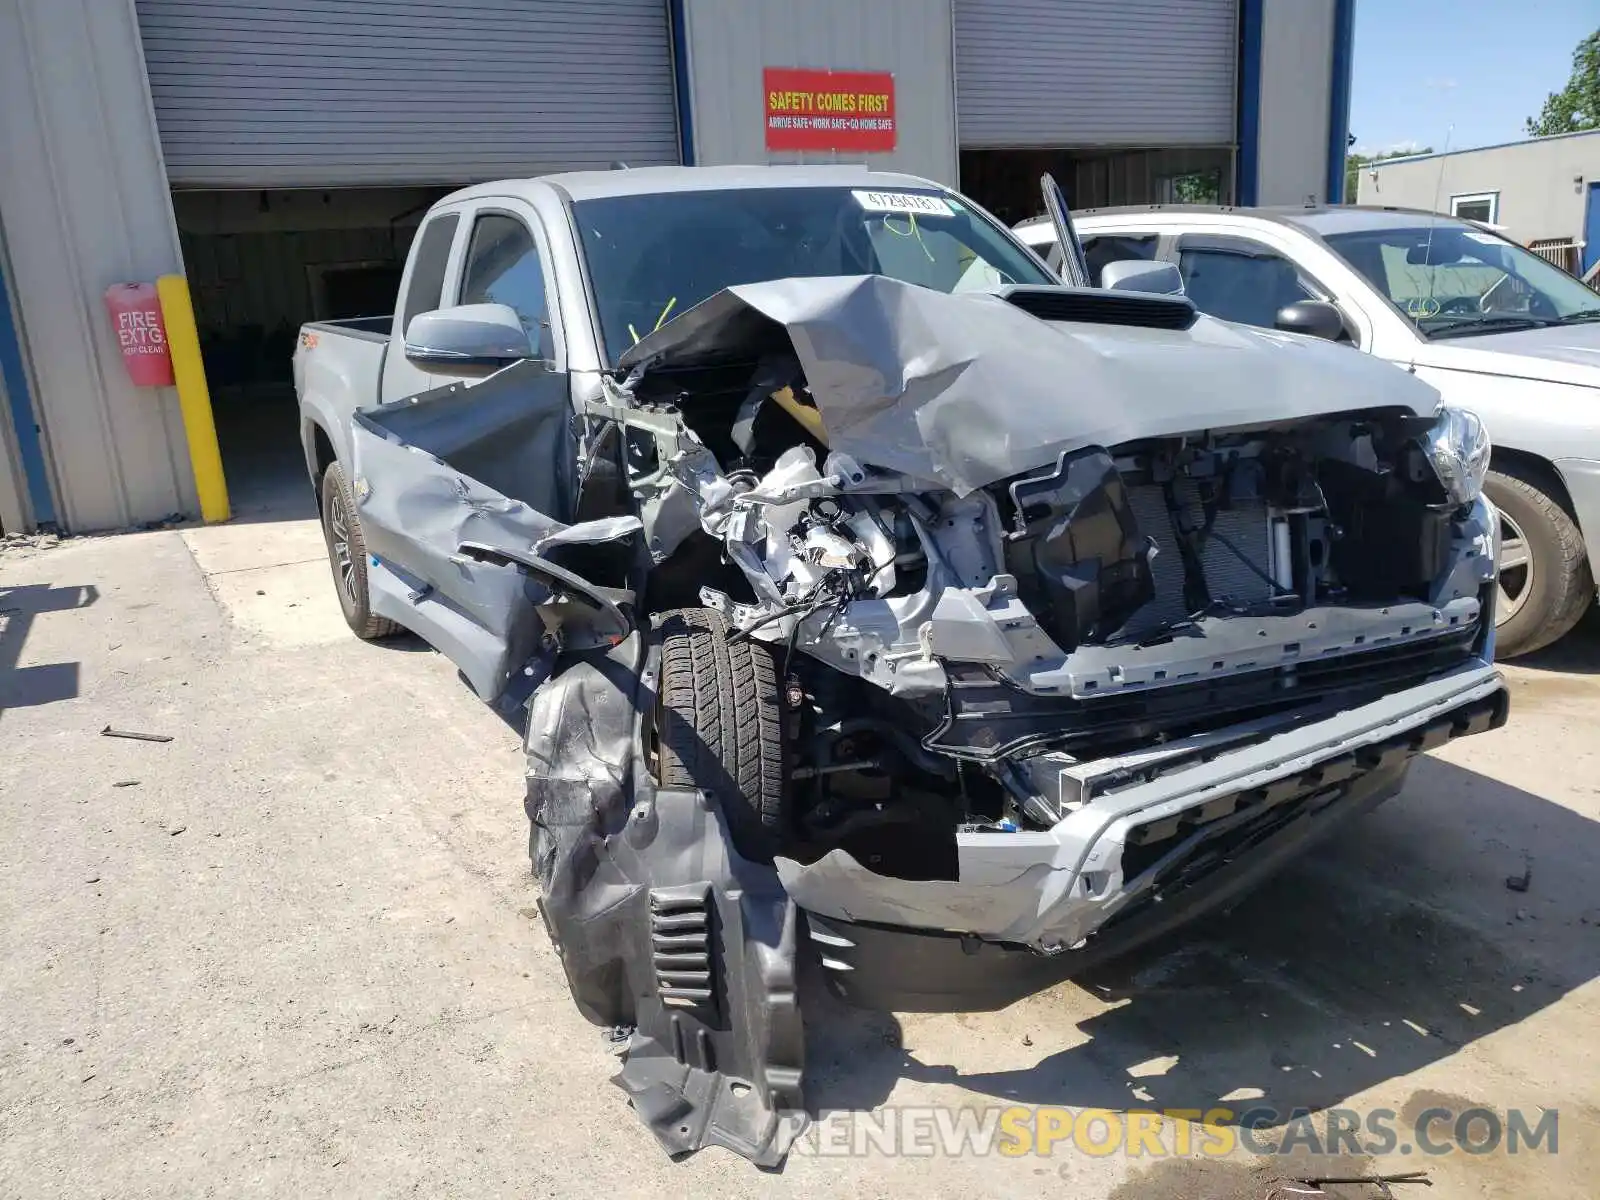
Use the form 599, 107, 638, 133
852, 190, 954, 217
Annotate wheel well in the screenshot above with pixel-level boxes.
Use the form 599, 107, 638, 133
1491, 447, 1580, 527
309, 424, 336, 509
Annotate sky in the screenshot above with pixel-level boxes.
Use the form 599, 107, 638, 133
1350, 0, 1597, 157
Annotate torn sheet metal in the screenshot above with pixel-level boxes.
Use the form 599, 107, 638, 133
349, 366, 631, 699
619, 275, 1442, 495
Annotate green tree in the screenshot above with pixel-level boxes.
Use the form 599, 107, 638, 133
1344, 146, 1432, 204
1525, 29, 1600, 136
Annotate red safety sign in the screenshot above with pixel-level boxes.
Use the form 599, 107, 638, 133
103, 282, 175, 387
764, 67, 897, 153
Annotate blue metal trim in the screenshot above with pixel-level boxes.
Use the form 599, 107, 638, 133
1236, 0, 1263, 206
1325, 0, 1356, 203
0, 245, 55, 527
1583, 181, 1600, 276
668, 0, 695, 166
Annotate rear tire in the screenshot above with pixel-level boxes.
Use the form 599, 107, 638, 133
1484, 464, 1593, 658
320, 463, 401, 641
653, 608, 787, 863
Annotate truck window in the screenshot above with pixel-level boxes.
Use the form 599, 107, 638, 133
401, 213, 460, 333
460, 214, 551, 357
1178, 244, 1312, 328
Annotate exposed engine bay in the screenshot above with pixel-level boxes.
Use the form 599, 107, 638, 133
558, 276, 1496, 884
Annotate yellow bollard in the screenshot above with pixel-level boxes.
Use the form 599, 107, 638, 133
156, 274, 230, 523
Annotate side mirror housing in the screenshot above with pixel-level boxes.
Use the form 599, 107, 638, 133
404, 303, 531, 373
1100, 259, 1185, 296
1274, 299, 1346, 341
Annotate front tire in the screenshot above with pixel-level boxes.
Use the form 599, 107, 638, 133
1485, 465, 1593, 658
320, 463, 400, 641
652, 608, 787, 863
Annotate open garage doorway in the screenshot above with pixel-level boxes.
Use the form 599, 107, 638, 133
961, 146, 1237, 227
171, 187, 452, 520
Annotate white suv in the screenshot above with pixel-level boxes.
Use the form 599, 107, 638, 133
1018, 205, 1600, 657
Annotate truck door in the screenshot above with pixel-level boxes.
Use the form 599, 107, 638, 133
352, 203, 627, 701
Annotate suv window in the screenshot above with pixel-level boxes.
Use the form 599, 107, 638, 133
460, 213, 551, 356
401, 213, 460, 332
1177, 242, 1313, 328
1080, 234, 1158, 286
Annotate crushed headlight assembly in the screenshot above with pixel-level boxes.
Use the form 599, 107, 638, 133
1424, 405, 1491, 506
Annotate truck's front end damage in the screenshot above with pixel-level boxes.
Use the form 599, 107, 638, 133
517, 274, 1508, 1164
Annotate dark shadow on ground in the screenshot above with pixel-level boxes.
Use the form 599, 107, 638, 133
804, 753, 1600, 1131
1507, 605, 1600, 676
0, 582, 98, 716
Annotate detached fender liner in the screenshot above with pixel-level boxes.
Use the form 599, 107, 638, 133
525, 636, 804, 1165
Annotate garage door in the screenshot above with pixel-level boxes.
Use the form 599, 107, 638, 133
954, 0, 1237, 148
136, 0, 680, 188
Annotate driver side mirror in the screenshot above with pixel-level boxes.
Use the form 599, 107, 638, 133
1274, 300, 1346, 341
404, 303, 532, 374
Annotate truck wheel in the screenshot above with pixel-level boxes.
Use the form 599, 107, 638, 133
652, 608, 787, 863
1485, 465, 1593, 658
320, 463, 401, 641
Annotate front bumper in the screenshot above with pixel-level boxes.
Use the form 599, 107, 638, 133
785, 659, 1508, 1010
531, 644, 1506, 1166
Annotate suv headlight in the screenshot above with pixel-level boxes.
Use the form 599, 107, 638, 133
1423, 406, 1491, 506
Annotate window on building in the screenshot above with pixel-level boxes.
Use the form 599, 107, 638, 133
1450, 192, 1499, 225
460, 214, 552, 357
1177, 243, 1315, 329
1160, 170, 1224, 205
400, 213, 460, 332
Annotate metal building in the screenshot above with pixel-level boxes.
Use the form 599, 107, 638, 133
0, 0, 1353, 534
1356, 131, 1600, 279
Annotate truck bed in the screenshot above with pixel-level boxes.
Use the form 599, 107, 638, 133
295, 317, 395, 477
303, 315, 392, 342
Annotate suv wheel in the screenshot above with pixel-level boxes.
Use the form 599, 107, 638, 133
320, 463, 400, 640
651, 608, 787, 863
1485, 465, 1593, 658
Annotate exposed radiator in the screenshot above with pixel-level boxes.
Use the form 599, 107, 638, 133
1123, 480, 1275, 637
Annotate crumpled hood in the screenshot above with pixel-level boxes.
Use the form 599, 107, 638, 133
1411, 319, 1600, 388
620, 275, 1441, 494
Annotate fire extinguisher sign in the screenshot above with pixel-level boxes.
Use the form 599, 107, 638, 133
118, 308, 164, 352
104, 282, 176, 387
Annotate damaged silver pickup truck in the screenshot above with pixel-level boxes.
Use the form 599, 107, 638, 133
294, 166, 1509, 1165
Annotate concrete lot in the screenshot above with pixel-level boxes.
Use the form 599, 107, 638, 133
3, 503, 1599, 1198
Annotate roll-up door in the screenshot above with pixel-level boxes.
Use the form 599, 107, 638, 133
954, 0, 1237, 148
136, 0, 680, 187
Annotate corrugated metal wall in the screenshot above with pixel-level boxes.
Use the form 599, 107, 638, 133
0, 225, 35, 532
680, 0, 959, 185
954, 0, 1238, 148
0, 0, 194, 532
136, 0, 681, 188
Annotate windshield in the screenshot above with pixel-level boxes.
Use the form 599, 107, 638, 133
571, 185, 1056, 363
1324, 222, 1600, 339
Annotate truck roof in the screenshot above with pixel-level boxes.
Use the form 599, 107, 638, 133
441, 164, 947, 205
1016, 204, 1471, 237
